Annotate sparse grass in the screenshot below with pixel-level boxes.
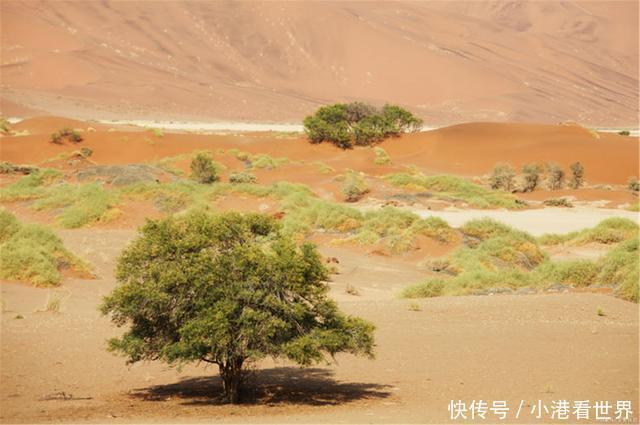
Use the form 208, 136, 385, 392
0, 210, 88, 286
626, 202, 640, 212
313, 161, 335, 174
345, 284, 360, 296
44, 293, 62, 313
342, 171, 369, 202
406, 302, 421, 312
534, 260, 599, 287
373, 147, 391, 165
250, 154, 289, 169
0, 169, 63, 201
31, 183, 120, 228
538, 218, 638, 246
385, 173, 523, 209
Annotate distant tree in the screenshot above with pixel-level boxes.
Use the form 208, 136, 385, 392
190, 152, 219, 184
489, 163, 516, 191
618, 130, 630, 136
569, 162, 585, 189
303, 102, 422, 149
100, 212, 375, 403
521, 163, 542, 192
546, 163, 565, 190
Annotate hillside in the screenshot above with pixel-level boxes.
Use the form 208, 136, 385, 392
1, 1, 638, 125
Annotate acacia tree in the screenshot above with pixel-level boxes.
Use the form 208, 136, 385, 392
100, 212, 375, 403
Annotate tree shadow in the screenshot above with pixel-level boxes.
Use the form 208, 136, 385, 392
130, 367, 391, 406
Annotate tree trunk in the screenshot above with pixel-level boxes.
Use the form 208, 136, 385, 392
220, 358, 244, 404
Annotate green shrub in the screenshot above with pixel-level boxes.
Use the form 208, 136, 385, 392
373, 147, 391, 165
342, 171, 369, 202
0, 210, 87, 286
543, 198, 574, 208
50, 132, 63, 144
569, 162, 585, 189
618, 130, 630, 136
522, 163, 542, 192
229, 171, 256, 184
537, 218, 638, 246
489, 163, 515, 191
627, 176, 639, 192
303, 102, 422, 149
50, 128, 82, 144
190, 152, 219, 184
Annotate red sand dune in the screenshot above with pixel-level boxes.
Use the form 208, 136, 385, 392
1, 116, 637, 185
1, 1, 638, 125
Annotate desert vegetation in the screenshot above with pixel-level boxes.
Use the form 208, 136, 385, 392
50, 127, 83, 144
190, 152, 221, 183
342, 171, 369, 202
404, 218, 639, 302
385, 172, 523, 209
100, 211, 375, 403
0, 209, 87, 285
303, 102, 422, 149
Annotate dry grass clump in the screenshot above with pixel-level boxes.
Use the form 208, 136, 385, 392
373, 147, 391, 165
538, 218, 638, 246
385, 173, 522, 209
342, 171, 369, 202
0, 210, 88, 286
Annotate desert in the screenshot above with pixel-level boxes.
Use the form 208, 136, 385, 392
1, 1, 639, 424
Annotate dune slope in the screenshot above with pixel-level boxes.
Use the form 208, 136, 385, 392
1, 1, 638, 125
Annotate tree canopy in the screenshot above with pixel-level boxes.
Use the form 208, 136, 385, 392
303, 102, 423, 149
100, 211, 375, 403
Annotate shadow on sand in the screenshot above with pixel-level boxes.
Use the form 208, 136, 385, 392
130, 367, 391, 406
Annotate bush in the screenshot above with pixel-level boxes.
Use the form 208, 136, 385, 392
50, 128, 83, 144
190, 153, 219, 184
569, 162, 585, 189
598, 238, 638, 302
228, 171, 256, 184
250, 154, 289, 169
0, 210, 87, 286
489, 163, 516, 191
536, 260, 599, 287
303, 102, 422, 149
342, 172, 369, 202
373, 147, 391, 165
627, 176, 639, 192
521, 163, 542, 192
50, 132, 63, 144
100, 211, 375, 403
543, 198, 574, 208
618, 130, 630, 136
545, 163, 565, 190
401, 279, 445, 298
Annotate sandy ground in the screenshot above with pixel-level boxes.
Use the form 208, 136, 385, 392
1, 228, 638, 424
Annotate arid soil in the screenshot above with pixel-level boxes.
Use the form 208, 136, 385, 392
1, 229, 638, 424
1, 1, 638, 125
1, 117, 639, 423
2, 117, 639, 186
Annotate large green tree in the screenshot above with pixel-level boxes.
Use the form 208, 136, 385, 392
100, 212, 375, 403
303, 102, 423, 149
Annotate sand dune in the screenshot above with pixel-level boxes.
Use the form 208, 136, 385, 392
2, 116, 637, 186
1, 1, 638, 125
